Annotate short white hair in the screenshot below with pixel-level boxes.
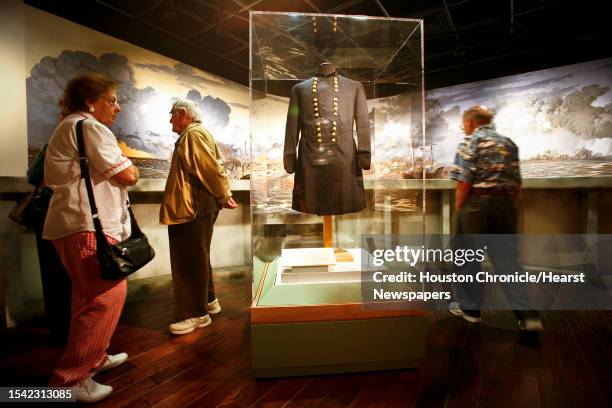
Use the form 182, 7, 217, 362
172, 98, 201, 122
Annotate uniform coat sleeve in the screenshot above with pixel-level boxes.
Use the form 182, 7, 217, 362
284, 85, 300, 174
354, 82, 371, 170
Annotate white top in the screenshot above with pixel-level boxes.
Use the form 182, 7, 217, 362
43, 112, 133, 241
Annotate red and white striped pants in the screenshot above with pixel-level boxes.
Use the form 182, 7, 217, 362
48, 232, 127, 387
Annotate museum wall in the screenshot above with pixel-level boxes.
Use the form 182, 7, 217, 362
0, 2, 252, 324
0, 0, 28, 177
1, 1, 610, 324
1, 0, 31, 327
600, 190, 612, 234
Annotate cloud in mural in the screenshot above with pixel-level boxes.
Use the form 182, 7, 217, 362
370, 92, 427, 162
426, 57, 612, 164
27, 51, 119, 145
185, 89, 231, 130
26, 50, 166, 156
26, 50, 243, 166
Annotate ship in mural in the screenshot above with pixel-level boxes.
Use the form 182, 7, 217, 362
401, 142, 447, 179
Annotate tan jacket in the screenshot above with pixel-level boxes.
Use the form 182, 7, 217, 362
160, 122, 232, 225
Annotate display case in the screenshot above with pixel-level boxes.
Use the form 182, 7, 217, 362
249, 11, 429, 377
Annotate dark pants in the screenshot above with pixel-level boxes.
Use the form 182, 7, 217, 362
33, 191, 72, 345
454, 194, 538, 320
168, 212, 218, 320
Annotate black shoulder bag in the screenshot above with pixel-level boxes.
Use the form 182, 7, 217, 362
76, 119, 155, 280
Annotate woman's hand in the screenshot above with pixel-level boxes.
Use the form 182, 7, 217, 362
112, 165, 140, 186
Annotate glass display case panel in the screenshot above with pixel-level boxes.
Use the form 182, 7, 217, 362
250, 12, 425, 304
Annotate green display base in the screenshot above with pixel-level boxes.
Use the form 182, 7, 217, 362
251, 259, 430, 378
251, 316, 428, 378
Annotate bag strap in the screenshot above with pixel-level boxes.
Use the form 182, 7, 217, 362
126, 203, 144, 236
76, 119, 142, 240
76, 120, 108, 245
76, 121, 98, 218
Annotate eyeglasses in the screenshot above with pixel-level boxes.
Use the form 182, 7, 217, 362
101, 97, 120, 108
169, 109, 185, 116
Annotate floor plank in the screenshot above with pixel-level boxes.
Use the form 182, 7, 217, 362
0, 279, 610, 408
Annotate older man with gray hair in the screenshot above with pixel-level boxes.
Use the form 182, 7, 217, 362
448, 105, 543, 333
160, 98, 237, 335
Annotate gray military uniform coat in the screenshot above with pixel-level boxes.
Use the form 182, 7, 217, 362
283, 74, 371, 215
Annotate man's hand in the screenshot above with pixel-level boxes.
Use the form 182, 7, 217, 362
455, 181, 472, 212
223, 197, 238, 209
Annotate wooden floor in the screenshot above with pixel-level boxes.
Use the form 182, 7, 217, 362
1, 278, 611, 408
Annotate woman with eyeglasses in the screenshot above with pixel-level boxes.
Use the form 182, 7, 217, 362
43, 74, 140, 402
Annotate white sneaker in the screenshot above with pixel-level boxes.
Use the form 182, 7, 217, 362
169, 315, 212, 335
73, 377, 113, 403
91, 353, 128, 377
449, 302, 482, 323
518, 317, 544, 332
208, 298, 222, 315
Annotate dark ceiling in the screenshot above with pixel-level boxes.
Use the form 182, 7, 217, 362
25, 0, 611, 90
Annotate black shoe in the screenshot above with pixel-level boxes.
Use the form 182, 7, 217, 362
449, 302, 481, 323
518, 329, 542, 348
